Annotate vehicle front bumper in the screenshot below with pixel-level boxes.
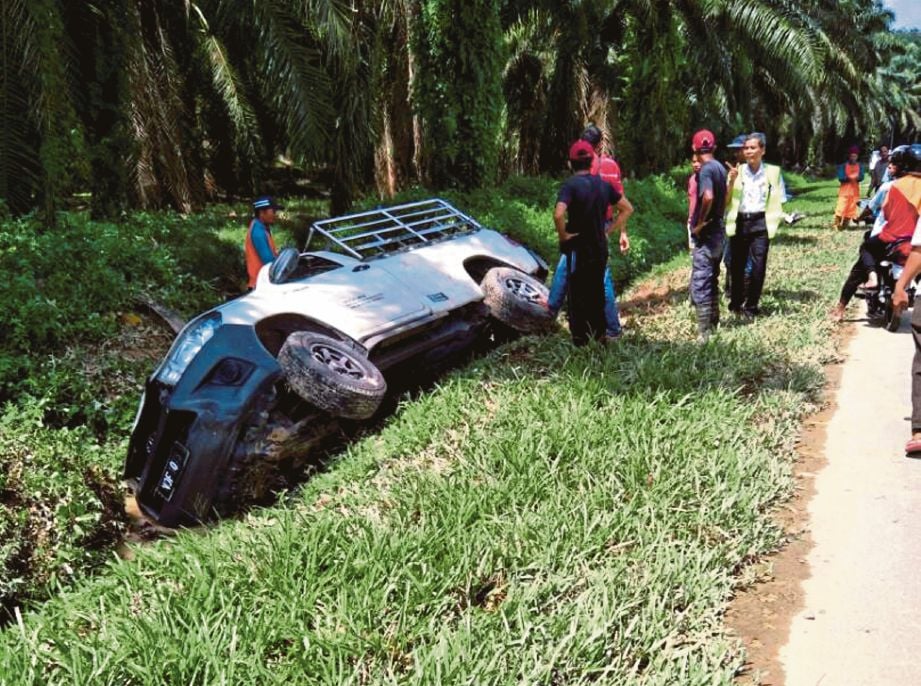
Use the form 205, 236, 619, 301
124, 324, 282, 527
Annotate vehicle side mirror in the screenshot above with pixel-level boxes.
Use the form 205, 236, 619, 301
269, 247, 299, 284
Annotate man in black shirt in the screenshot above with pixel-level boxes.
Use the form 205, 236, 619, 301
554, 140, 634, 345
688, 129, 728, 342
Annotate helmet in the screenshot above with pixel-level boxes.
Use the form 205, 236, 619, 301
890, 145, 921, 174
580, 125, 603, 147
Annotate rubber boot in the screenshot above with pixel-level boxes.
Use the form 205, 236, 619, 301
696, 303, 713, 343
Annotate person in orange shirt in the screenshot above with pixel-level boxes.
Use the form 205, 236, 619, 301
244, 195, 283, 288
834, 145, 866, 230
885, 146, 921, 455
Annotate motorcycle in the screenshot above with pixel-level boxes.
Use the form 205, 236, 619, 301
856, 239, 918, 332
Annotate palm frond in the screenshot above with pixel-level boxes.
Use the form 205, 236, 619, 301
191, 5, 262, 164
246, 0, 335, 163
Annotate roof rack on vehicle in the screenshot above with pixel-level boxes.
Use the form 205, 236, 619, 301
307, 198, 484, 260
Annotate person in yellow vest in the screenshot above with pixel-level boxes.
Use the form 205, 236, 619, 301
834, 145, 865, 230
244, 195, 283, 289
724, 132, 785, 317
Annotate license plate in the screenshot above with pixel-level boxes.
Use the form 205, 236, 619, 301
156, 442, 190, 501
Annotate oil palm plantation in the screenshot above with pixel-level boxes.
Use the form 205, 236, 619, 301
1, 0, 916, 218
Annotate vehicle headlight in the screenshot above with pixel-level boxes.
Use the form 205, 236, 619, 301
156, 312, 222, 386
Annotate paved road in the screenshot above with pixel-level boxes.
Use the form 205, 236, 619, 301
780, 311, 921, 685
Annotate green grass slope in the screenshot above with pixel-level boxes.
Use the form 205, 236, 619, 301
0, 179, 864, 684
0, 174, 685, 620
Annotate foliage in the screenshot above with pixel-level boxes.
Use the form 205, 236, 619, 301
0, 210, 245, 403
411, 0, 506, 189
0, 402, 125, 620
1, 0, 917, 218
0, 180, 861, 683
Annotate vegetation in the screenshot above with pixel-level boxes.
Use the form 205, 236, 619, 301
0, 0, 912, 678
1, 1, 917, 219
0, 172, 684, 620
0, 178, 863, 683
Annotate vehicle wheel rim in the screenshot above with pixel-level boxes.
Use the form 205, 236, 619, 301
504, 276, 541, 303
311, 344, 367, 380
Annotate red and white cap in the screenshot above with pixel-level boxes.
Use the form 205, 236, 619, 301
691, 129, 717, 153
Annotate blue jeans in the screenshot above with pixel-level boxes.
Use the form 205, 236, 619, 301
547, 254, 622, 336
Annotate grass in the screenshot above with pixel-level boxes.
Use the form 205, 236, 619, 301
0, 177, 865, 684
0, 173, 688, 618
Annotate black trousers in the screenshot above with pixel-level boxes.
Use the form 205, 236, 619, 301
566, 250, 607, 346
838, 236, 889, 306
729, 217, 770, 312
690, 231, 724, 308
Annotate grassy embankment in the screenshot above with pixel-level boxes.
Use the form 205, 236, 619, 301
0, 175, 685, 619
0, 177, 862, 684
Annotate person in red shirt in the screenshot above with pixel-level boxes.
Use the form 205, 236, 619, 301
581, 124, 624, 197
687, 153, 702, 251
885, 146, 921, 455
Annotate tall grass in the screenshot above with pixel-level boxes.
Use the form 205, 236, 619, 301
0, 178, 864, 684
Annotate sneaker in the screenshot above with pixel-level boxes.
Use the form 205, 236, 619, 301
604, 330, 623, 342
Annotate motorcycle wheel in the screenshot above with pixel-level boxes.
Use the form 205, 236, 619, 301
884, 302, 901, 332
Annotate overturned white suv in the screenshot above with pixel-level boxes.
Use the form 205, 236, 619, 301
125, 199, 551, 526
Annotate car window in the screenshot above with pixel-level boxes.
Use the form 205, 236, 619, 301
289, 255, 343, 281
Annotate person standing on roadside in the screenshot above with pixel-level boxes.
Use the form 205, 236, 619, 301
687, 153, 702, 252
548, 125, 629, 339
724, 132, 785, 318
245, 195, 283, 289
554, 140, 633, 346
723, 134, 747, 293
688, 130, 728, 341
868, 145, 891, 197
882, 146, 921, 456
582, 124, 624, 196
834, 145, 866, 230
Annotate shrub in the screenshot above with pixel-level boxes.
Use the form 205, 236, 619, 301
0, 401, 124, 620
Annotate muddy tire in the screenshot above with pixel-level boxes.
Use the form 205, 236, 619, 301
214, 405, 339, 514
278, 332, 386, 419
481, 267, 553, 334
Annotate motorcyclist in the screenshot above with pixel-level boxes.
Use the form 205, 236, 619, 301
831, 150, 917, 321
882, 145, 921, 456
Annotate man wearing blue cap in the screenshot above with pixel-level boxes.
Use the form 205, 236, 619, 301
245, 195, 284, 288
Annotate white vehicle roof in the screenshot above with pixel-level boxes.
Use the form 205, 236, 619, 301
216, 199, 543, 349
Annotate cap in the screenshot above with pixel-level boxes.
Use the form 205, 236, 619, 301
726, 134, 747, 149
692, 129, 716, 153
252, 195, 284, 211
580, 125, 602, 147
847, 145, 860, 155
569, 140, 595, 161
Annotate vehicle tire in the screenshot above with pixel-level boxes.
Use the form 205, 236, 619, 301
278, 332, 386, 419
214, 405, 339, 515
481, 267, 553, 334
885, 302, 901, 332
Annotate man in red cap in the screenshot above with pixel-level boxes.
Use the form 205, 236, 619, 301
688, 129, 728, 341
553, 140, 634, 345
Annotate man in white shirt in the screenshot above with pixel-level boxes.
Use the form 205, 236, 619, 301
724, 133, 785, 317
